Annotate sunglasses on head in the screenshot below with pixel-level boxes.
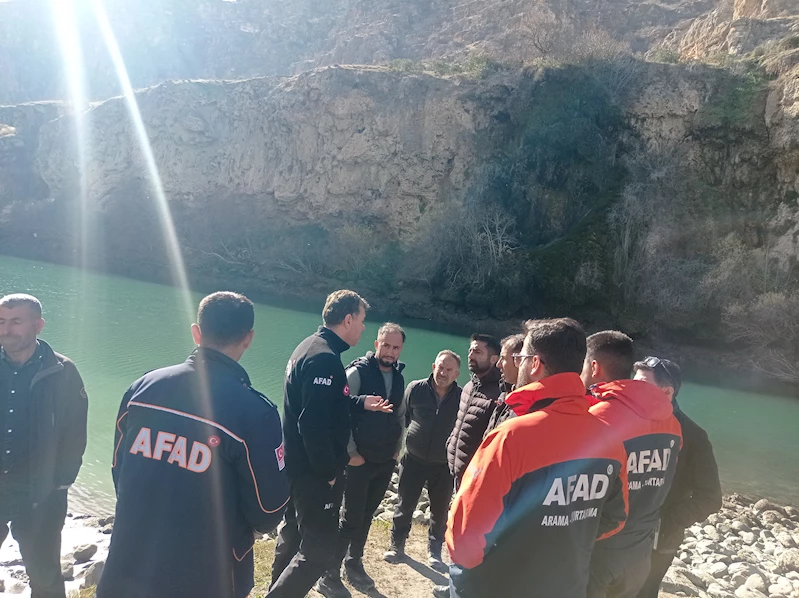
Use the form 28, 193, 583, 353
642, 356, 676, 388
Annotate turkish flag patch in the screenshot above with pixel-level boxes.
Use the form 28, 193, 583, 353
275, 443, 285, 471
343, 384, 350, 396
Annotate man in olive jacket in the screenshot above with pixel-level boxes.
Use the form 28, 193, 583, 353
0, 294, 88, 598
634, 357, 722, 598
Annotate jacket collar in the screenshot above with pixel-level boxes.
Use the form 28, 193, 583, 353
589, 379, 674, 421
426, 374, 458, 400
188, 347, 251, 386
318, 326, 350, 355
471, 365, 501, 387
505, 372, 589, 416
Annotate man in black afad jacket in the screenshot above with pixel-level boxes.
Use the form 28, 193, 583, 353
268, 290, 393, 598
385, 350, 462, 572
98, 292, 290, 598
633, 358, 722, 598
0, 294, 88, 598
447, 334, 502, 486
319, 323, 407, 594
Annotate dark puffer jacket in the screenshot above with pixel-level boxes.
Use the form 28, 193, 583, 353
447, 367, 502, 483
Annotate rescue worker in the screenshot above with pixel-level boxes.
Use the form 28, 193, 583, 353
634, 357, 722, 598
447, 334, 502, 487
386, 350, 462, 571
320, 323, 407, 595
582, 332, 683, 598
446, 318, 629, 598
268, 290, 393, 598
97, 292, 290, 598
483, 333, 525, 437
0, 294, 88, 598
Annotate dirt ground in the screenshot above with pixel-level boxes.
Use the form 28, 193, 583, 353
251, 520, 448, 598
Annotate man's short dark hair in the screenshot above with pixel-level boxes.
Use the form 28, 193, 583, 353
197, 292, 254, 346
322, 290, 370, 327
586, 331, 634, 381
523, 318, 587, 375
0, 293, 42, 317
378, 322, 406, 343
501, 333, 525, 354
634, 357, 683, 398
470, 333, 501, 356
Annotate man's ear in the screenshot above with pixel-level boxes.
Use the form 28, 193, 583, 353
490, 354, 500, 367
241, 329, 255, 350
191, 323, 202, 345
664, 386, 675, 401
35, 317, 45, 336
591, 359, 601, 379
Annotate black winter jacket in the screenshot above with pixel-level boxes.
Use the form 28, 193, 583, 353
447, 367, 502, 482
348, 352, 406, 463
0, 339, 88, 507
482, 379, 515, 439
282, 327, 357, 482
404, 376, 461, 465
656, 403, 722, 551
99, 348, 289, 598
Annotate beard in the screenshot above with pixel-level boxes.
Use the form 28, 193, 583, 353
378, 357, 396, 368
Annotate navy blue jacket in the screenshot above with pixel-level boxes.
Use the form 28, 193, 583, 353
98, 348, 290, 598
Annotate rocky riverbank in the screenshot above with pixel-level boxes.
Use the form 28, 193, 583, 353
1, 491, 797, 597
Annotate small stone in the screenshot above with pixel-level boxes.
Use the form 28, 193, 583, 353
413, 510, 426, 524
741, 532, 756, 545
98, 515, 115, 527
73, 543, 98, 564
61, 561, 74, 581
0, 579, 4, 592
784, 506, 799, 521
777, 548, 799, 572
82, 561, 105, 588
706, 582, 733, 597
768, 576, 793, 596
705, 525, 722, 541
101, 525, 113, 534
754, 500, 785, 515
744, 574, 766, 592
762, 511, 784, 526
777, 532, 796, 548
732, 521, 751, 533
734, 587, 767, 598
709, 562, 729, 577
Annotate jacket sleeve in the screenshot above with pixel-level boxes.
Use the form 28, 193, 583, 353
297, 354, 348, 482
404, 383, 414, 428
446, 429, 514, 569
346, 367, 361, 457
55, 362, 89, 488
235, 401, 291, 532
394, 380, 408, 455
111, 386, 134, 494
597, 444, 629, 540
662, 428, 722, 532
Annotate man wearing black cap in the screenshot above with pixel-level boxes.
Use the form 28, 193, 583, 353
633, 357, 722, 598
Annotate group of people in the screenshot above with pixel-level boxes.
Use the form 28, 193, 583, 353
0, 288, 724, 598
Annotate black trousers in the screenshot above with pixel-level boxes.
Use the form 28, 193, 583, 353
267, 475, 344, 598
588, 536, 654, 598
0, 490, 68, 598
391, 453, 453, 549
636, 549, 674, 598
336, 459, 395, 566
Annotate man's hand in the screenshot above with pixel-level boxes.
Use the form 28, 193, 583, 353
393, 451, 400, 461
349, 454, 366, 466
363, 395, 394, 413
328, 478, 336, 486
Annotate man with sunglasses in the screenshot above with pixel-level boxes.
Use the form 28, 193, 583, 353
445, 319, 629, 598
632, 357, 722, 598
582, 334, 682, 598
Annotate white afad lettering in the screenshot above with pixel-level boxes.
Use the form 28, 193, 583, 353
543, 473, 610, 506
188, 441, 212, 473
129, 427, 213, 474
627, 448, 672, 474
313, 376, 333, 386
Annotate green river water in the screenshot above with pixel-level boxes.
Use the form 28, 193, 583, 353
1, 256, 797, 512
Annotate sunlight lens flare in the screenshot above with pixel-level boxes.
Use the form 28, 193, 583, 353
89, 0, 194, 321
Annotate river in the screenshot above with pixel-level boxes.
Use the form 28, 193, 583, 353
1, 256, 797, 512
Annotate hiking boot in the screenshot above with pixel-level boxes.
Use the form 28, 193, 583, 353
383, 539, 406, 563
314, 571, 352, 598
433, 584, 450, 597
428, 550, 448, 573
344, 559, 375, 592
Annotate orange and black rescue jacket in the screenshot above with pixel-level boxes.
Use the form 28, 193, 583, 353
589, 380, 683, 550
446, 373, 629, 598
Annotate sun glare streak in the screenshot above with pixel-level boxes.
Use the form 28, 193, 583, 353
89, 0, 194, 322
50, 0, 96, 351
